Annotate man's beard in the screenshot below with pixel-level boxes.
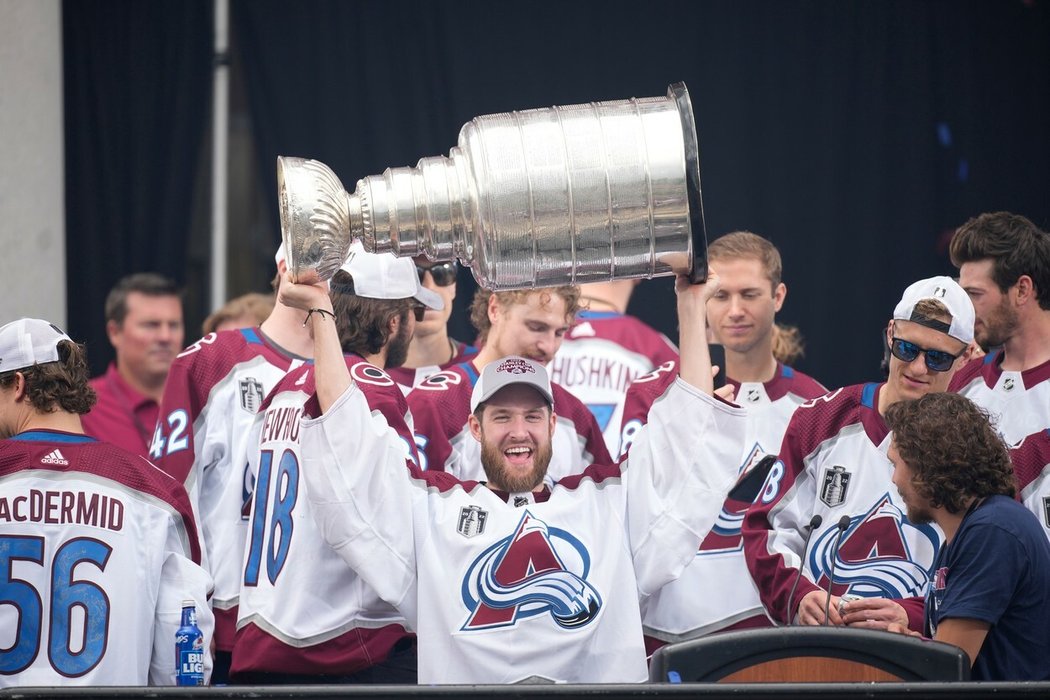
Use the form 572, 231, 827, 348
977, 296, 1019, 349
904, 500, 933, 526
384, 320, 413, 369
480, 434, 554, 492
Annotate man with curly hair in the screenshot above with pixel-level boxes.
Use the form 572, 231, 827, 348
0, 318, 212, 686
844, 392, 1050, 681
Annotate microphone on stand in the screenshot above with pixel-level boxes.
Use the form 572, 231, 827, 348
783, 514, 823, 626
822, 515, 852, 626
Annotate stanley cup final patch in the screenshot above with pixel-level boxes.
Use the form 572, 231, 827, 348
458, 505, 488, 538
820, 465, 852, 507
239, 378, 264, 413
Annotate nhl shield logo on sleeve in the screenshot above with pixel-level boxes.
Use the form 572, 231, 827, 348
239, 378, 264, 413
1043, 497, 1050, 528
820, 465, 851, 507
458, 505, 488, 538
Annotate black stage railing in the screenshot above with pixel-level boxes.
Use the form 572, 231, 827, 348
4, 684, 1050, 700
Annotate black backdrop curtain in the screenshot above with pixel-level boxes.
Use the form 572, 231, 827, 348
231, 0, 1050, 389
63, 0, 1050, 389
63, 0, 213, 376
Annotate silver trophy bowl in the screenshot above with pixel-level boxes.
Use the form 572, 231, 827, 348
277, 156, 353, 284
278, 82, 708, 289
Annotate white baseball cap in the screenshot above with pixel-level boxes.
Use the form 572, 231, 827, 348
470, 356, 555, 412
893, 275, 975, 345
0, 319, 72, 373
339, 241, 444, 310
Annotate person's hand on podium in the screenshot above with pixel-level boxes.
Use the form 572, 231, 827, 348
839, 597, 910, 630
797, 590, 845, 625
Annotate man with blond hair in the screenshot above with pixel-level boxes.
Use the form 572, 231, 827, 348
621, 231, 826, 647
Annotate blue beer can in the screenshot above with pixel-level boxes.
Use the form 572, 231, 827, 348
175, 600, 205, 686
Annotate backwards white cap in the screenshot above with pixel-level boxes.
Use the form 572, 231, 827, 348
339, 241, 443, 310
892, 275, 975, 345
0, 319, 72, 373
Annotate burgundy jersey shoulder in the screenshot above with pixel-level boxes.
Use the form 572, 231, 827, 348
1011, 429, 1050, 492
407, 364, 474, 418
566, 312, 678, 359
620, 360, 679, 427
782, 383, 886, 457
169, 328, 292, 397
948, 351, 1000, 392
767, 364, 829, 402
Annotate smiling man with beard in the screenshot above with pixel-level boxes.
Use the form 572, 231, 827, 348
279, 268, 745, 683
407, 286, 610, 484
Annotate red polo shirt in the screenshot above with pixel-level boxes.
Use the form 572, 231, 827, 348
82, 362, 159, 459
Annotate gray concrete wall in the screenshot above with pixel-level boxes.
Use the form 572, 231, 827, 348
0, 0, 65, 327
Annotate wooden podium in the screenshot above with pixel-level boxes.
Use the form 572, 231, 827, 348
649, 627, 970, 682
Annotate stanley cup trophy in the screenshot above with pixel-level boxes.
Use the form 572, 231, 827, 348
278, 82, 708, 289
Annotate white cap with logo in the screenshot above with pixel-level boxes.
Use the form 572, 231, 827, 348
892, 275, 975, 345
339, 241, 444, 311
470, 356, 555, 412
0, 319, 73, 373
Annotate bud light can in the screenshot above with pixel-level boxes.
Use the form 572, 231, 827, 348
175, 600, 205, 686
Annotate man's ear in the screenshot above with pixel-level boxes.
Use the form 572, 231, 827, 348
486, 293, 501, 325
468, 412, 482, 442
1014, 274, 1035, 307
105, 319, 121, 346
12, 372, 28, 401
773, 282, 787, 313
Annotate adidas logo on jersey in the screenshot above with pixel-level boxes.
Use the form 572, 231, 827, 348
41, 449, 69, 465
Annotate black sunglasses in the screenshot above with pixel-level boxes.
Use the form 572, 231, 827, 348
416, 261, 458, 287
889, 337, 960, 372
412, 304, 426, 322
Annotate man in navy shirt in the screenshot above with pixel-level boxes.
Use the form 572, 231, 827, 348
847, 392, 1050, 680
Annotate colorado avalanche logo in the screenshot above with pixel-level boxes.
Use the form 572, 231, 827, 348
350, 362, 394, 387
808, 494, 940, 599
416, 370, 462, 391
460, 511, 602, 632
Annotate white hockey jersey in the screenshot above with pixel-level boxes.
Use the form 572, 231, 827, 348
232, 359, 417, 677
152, 328, 307, 650
620, 361, 827, 640
0, 431, 213, 686
301, 377, 744, 683
951, 351, 1050, 536
742, 383, 944, 630
950, 351, 1050, 444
